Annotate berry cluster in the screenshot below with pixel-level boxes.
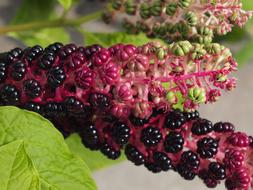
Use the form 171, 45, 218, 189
103, 0, 252, 43
0, 42, 249, 189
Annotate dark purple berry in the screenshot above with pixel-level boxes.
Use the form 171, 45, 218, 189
213, 122, 235, 133
144, 162, 162, 173
89, 93, 111, 111
164, 131, 184, 153
47, 66, 66, 88
153, 151, 173, 171
208, 162, 226, 180
11, 60, 26, 81
176, 163, 196, 180
197, 137, 218, 159
44, 102, 65, 118
111, 121, 131, 145
24, 102, 43, 114
38, 51, 56, 70
59, 44, 77, 58
25, 45, 43, 63
125, 144, 145, 165
191, 118, 213, 136
164, 110, 186, 130
0, 84, 20, 106
180, 150, 200, 170
0, 62, 8, 82
183, 110, 200, 121
23, 79, 42, 98
100, 143, 120, 160
45, 42, 63, 53
129, 114, 149, 126
141, 126, 162, 147
80, 44, 103, 58
80, 124, 100, 150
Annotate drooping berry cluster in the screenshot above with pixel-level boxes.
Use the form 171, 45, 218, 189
103, 0, 252, 43
0, 42, 248, 189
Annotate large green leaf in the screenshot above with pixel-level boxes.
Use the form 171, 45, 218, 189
57, 0, 73, 10
0, 106, 97, 190
66, 133, 126, 171
82, 31, 163, 47
0, 140, 40, 190
9, 0, 70, 47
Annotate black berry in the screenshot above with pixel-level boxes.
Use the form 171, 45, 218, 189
89, 93, 111, 111
80, 124, 100, 150
100, 143, 120, 160
11, 60, 26, 81
23, 79, 42, 98
197, 137, 218, 159
153, 151, 173, 171
141, 126, 162, 147
164, 110, 186, 130
164, 131, 184, 153
191, 119, 213, 135
47, 66, 66, 88
125, 144, 145, 165
208, 162, 226, 180
213, 122, 235, 133
111, 121, 131, 145
38, 51, 56, 70
129, 114, 149, 126
0, 84, 20, 106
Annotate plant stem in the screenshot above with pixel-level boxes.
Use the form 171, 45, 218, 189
0, 11, 102, 35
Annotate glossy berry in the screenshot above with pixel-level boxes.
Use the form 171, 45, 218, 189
180, 150, 200, 170
45, 42, 63, 53
153, 151, 173, 171
100, 143, 120, 160
80, 124, 100, 150
164, 110, 186, 130
184, 110, 200, 121
0, 62, 7, 82
213, 122, 235, 133
59, 44, 77, 58
144, 162, 162, 173
23, 102, 43, 114
111, 121, 131, 145
141, 126, 162, 147
5, 48, 23, 63
89, 93, 111, 111
63, 96, 90, 119
23, 79, 42, 98
11, 60, 26, 81
129, 114, 149, 126
44, 102, 65, 118
227, 132, 250, 147
191, 119, 213, 136
176, 163, 196, 180
38, 51, 56, 70
164, 131, 184, 153
80, 44, 103, 58
208, 162, 226, 180
225, 167, 250, 190
0, 84, 20, 106
223, 149, 244, 170
197, 137, 218, 159
47, 66, 66, 88
25, 45, 43, 63
125, 144, 145, 166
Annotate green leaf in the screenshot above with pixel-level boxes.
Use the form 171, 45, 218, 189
57, 0, 73, 10
66, 133, 126, 171
235, 40, 253, 67
9, 28, 70, 48
0, 106, 97, 190
0, 140, 40, 190
9, 0, 70, 47
82, 31, 164, 47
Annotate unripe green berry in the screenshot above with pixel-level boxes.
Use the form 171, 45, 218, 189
185, 11, 198, 26
140, 3, 151, 19
166, 91, 177, 103
150, 1, 163, 16
171, 41, 192, 56
178, 0, 192, 9
205, 43, 222, 54
124, 0, 137, 15
112, 0, 123, 10
157, 47, 166, 60
166, 3, 177, 16
191, 45, 207, 60
188, 87, 206, 103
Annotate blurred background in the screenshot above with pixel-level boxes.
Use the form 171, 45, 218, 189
0, 0, 252, 189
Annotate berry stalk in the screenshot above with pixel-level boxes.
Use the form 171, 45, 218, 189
0, 42, 249, 189
103, 0, 252, 43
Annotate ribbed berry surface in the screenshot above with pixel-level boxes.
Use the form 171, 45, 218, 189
0, 43, 251, 190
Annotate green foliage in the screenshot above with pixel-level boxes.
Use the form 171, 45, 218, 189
66, 133, 126, 171
58, 0, 73, 10
9, 0, 70, 47
0, 106, 97, 190
0, 140, 40, 190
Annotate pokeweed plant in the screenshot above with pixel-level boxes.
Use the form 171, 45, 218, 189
0, 0, 252, 189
